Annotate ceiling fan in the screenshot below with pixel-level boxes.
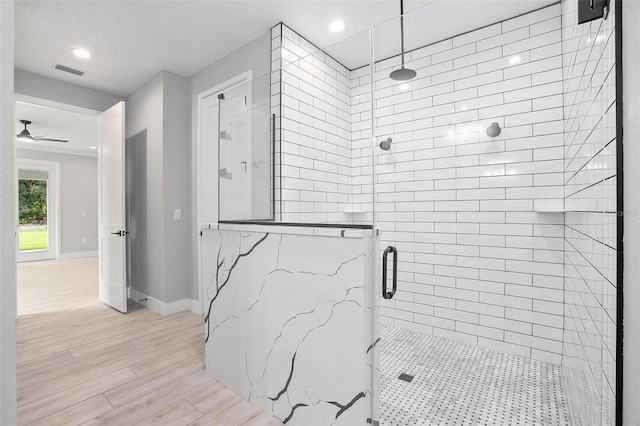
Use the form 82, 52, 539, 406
16, 120, 68, 143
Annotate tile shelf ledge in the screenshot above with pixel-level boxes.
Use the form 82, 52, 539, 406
343, 206, 371, 213
535, 209, 566, 213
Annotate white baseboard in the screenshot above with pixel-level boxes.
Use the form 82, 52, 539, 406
59, 250, 98, 259
129, 288, 199, 316
191, 299, 203, 315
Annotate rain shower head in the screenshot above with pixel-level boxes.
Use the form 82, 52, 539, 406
390, 68, 417, 81
389, 0, 416, 82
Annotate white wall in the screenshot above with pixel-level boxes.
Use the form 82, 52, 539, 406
622, 0, 640, 423
0, 1, 16, 424
16, 149, 98, 255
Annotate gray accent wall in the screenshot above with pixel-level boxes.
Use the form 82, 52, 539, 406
126, 70, 190, 304
126, 72, 165, 302
162, 72, 190, 304
16, 149, 98, 255
15, 69, 123, 111
188, 31, 271, 301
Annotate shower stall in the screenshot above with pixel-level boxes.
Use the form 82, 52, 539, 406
199, 0, 620, 424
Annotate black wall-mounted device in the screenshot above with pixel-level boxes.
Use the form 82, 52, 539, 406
578, 0, 609, 24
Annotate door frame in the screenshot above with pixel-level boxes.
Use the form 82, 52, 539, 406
196, 70, 253, 315
15, 158, 60, 262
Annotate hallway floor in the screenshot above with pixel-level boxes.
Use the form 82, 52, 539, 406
379, 325, 570, 426
16, 257, 282, 425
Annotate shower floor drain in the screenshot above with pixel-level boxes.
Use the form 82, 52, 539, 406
398, 373, 414, 383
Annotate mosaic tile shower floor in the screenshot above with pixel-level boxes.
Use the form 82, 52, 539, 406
379, 325, 571, 426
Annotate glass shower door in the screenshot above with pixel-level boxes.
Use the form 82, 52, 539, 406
217, 77, 273, 221
368, 2, 589, 425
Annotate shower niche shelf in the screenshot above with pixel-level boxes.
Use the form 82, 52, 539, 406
343, 206, 371, 214
218, 168, 233, 179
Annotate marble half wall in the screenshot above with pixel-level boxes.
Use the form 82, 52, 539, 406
203, 226, 377, 425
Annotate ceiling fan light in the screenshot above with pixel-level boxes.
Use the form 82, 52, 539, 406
16, 127, 34, 142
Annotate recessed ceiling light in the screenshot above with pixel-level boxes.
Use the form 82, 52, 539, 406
71, 48, 91, 59
508, 56, 522, 65
328, 20, 346, 33
89, 146, 97, 150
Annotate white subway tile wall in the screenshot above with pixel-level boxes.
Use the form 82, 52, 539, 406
271, 24, 283, 219
274, 5, 566, 361
272, 23, 360, 223
271, 5, 614, 402
561, 1, 617, 425
351, 4, 567, 363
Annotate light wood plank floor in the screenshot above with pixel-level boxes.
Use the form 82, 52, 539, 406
17, 257, 283, 426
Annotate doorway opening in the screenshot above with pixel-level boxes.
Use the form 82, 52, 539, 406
16, 159, 59, 263
18, 178, 49, 252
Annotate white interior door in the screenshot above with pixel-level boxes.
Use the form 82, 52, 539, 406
98, 101, 127, 313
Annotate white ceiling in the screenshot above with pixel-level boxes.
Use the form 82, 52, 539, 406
327, 0, 558, 69
14, 0, 555, 156
15, 0, 556, 97
15, 100, 99, 157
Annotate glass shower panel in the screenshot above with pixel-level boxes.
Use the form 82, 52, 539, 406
218, 74, 273, 221
370, 2, 584, 425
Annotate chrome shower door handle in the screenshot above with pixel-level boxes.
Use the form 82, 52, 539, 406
382, 246, 398, 300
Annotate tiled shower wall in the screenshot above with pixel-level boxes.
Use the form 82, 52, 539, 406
271, 23, 354, 223
561, 0, 617, 424
359, 4, 568, 364
272, 4, 583, 364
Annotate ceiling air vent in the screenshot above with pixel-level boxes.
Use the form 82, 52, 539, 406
53, 63, 85, 76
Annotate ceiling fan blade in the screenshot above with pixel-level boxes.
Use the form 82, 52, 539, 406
34, 137, 68, 143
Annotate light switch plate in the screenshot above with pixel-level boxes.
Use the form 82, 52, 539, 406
174, 209, 181, 220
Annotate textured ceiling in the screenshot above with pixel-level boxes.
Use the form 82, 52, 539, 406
14, 0, 556, 156
15, 0, 556, 97
15, 0, 427, 96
